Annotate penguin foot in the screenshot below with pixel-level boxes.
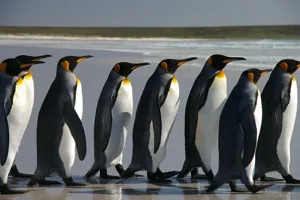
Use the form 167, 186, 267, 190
191, 168, 214, 181
84, 167, 100, 179
38, 179, 62, 186
63, 177, 87, 187
0, 184, 29, 194
246, 184, 273, 194
229, 181, 248, 192
283, 175, 300, 184
205, 180, 223, 193
147, 172, 172, 183
133, 173, 144, 178
100, 174, 120, 179
156, 169, 179, 179
100, 169, 120, 179
9, 165, 33, 178
260, 175, 283, 182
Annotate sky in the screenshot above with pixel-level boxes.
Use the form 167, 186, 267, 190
0, 0, 300, 27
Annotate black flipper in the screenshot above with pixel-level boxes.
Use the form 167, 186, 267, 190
0, 105, 9, 166
239, 106, 257, 168
153, 79, 172, 153
63, 100, 86, 161
97, 81, 122, 153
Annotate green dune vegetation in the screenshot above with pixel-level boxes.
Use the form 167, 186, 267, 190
0, 25, 300, 39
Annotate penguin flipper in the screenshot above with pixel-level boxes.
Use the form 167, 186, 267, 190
239, 106, 257, 167
0, 105, 9, 166
153, 93, 163, 153
280, 81, 291, 112
63, 100, 86, 161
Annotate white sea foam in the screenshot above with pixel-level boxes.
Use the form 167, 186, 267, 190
0, 34, 300, 71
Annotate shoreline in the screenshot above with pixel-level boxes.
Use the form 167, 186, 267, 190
1, 25, 300, 40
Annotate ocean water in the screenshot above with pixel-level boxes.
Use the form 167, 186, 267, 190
1, 35, 300, 71
1, 36, 300, 199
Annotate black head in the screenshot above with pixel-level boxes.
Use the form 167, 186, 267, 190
113, 62, 149, 77
158, 57, 198, 74
276, 59, 300, 74
15, 54, 52, 72
58, 55, 93, 72
242, 68, 272, 84
206, 54, 246, 71
0, 58, 44, 76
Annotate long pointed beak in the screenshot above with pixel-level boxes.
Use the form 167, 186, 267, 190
260, 69, 272, 76
223, 57, 246, 64
31, 54, 52, 61
130, 62, 150, 70
77, 55, 93, 63
177, 57, 198, 67
20, 60, 45, 68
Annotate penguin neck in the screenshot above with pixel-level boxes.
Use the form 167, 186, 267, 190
239, 75, 258, 89
109, 69, 127, 82
199, 64, 220, 80
154, 67, 174, 78
56, 66, 77, 85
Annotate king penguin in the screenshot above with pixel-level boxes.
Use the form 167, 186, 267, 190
8, 54, 52, 178
254, 59, 300, 183
0, 58, 44, 194
121, 57, 198, 182
27, 55, 92, 187
177, 54, 246, 180
206, 68, 273, 193
84, 62, 149, 179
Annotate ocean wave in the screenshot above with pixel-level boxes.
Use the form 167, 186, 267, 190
0, 34, 206, 42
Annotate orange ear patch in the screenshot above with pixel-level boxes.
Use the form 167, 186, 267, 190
0, 62, 7, 73
161, 62, 168, 72
248, 72, 254, 82
280, 62, 288, 72
61, 61, 70, 72
114, 64, 120, 72
207, 57, 212, 65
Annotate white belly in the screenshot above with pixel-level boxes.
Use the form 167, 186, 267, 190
23, 74, 34, 128
58, 79, 83, 174
245, 89, 262, 184
149, 77, 180, 172
0, 80, 28, 184
277, 79, 297, 174
195, 76, 227, 170
104, 80, 133, 167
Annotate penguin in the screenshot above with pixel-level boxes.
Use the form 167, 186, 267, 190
121, 57, 198, 182
8, 54, 52, 178
206, 68, 273, 193
0, 58, 44, 194
254, 59, 300, 183
177, 54, 246, 181
84, 62, 149, 179
27, 55, 92, 187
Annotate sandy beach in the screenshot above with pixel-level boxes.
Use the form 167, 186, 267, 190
1, 37, 300, 199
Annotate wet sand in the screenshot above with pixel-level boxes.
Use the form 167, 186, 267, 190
1, 41, 300, 199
